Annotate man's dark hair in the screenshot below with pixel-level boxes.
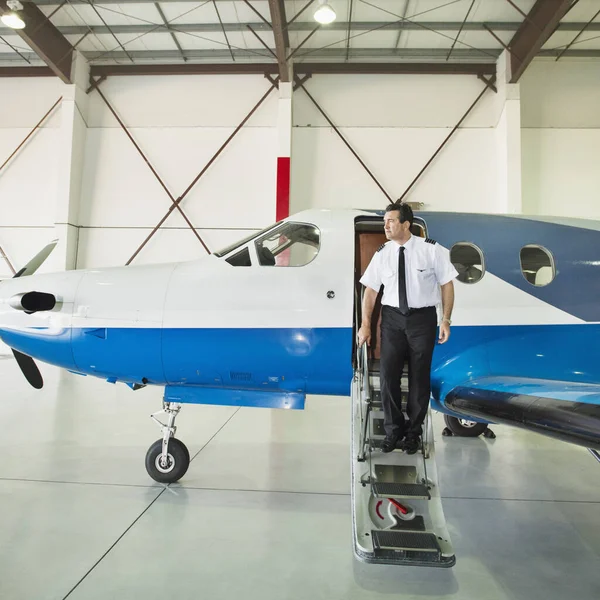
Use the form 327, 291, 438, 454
385, 202, 413, 226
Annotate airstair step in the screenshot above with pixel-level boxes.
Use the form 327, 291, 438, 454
372, 482, 430, 499
369, 389, 408, 410
393, 515, 426, 532
372, 530, 441, 554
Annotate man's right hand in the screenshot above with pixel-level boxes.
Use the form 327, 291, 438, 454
357, 324, 371, 348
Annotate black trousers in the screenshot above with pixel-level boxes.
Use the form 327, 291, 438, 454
380, 305, 437, 438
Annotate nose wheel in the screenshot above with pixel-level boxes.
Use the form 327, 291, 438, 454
145, 402, 190, 484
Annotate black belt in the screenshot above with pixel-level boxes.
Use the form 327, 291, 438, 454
383, 305, 435, 316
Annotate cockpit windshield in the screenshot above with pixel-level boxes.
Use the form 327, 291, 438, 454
213, 223, 279, 258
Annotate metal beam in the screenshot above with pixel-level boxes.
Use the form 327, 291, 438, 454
346, 0, 353, 61
508, 0, 572, 83
2, 20, 598, 37
213, 0, 235, 62
91, 63, 280, 76
11, 44, 600, 65
267, 0, 289, 81
286, 0, 314, 28
241, 0, 271, 28
287, 25, 319, 61
88, 62, 496, 78
0, 66, 54, 75
555, 6, 600, 61
295, 62, 496, 75
447, 0, 475, 61
394, 0, 411, 48
0, 0, 73, 82
78, 47, 501, 61
155, 2, 186, 62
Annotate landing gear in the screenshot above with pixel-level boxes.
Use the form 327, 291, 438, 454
145, 402, 190, 484
442, 415, 494, 439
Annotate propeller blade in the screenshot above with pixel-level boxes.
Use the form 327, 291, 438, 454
11, 349, 43, 389
13, 239, 58, 279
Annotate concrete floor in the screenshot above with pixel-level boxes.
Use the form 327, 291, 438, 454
0, 355, 599, 600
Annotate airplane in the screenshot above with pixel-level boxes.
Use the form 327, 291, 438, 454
1, 208, 599, 566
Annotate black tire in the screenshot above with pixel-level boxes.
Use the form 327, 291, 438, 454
443, 415, 488, 437
145, 438, 190, 484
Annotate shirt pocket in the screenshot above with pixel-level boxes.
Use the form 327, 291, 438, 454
381, 267, 396, 288
414, 262, 435, 280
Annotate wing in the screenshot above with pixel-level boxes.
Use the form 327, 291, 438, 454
444, 377, 600, 450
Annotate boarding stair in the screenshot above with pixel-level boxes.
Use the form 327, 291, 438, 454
351, 344, 456, 567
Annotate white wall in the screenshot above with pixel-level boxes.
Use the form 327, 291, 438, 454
291, 73, 504, 214
79, 75, 279, 267
521, 59, 600, 218
0, 78, 65, 279
4, 56, 598, 276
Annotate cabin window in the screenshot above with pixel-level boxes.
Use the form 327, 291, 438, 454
255, 222, 320, 267
520, 245, 555, 286
450, 243, 485, 284
226, 247, 252, 267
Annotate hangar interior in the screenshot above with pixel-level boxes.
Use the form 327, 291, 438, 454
0, 1, 599, 598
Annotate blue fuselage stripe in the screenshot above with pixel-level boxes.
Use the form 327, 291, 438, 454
0, 326, 354, 396
2, 323, 600, 408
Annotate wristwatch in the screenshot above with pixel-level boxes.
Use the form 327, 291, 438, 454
442, 318, 452, 325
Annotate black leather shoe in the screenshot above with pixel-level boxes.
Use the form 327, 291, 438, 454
403, 434, 421, 455
381, 435, 399, 453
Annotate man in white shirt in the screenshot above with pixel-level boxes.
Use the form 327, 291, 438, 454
358, 202, 458, 454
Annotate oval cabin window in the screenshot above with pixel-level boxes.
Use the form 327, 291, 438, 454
450, 243, 485, 284
520, 245, 555, 286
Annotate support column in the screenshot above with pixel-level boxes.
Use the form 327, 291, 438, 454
276, 81, 292, 221
495, 50, 522, 214
54, 51, 89, 270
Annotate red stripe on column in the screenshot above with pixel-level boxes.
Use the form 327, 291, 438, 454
276, 156, 291, 222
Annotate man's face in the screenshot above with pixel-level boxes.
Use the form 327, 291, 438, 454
384, 211, 409, 241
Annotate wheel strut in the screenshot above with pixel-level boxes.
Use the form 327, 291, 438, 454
150, 402, 182, 469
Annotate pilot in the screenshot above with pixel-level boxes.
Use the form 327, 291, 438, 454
358, 202, 458, 454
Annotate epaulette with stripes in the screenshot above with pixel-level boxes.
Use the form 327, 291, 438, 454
425, 238, 437, 245
376, 243, 386, 252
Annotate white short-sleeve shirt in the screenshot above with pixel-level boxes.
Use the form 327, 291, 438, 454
359, 235, 458, 309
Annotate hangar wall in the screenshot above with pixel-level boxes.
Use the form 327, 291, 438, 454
521, 60, 600, 219
79, 74, 279, 268
291, 73, 505, 215
0, 77, 64, 279
1, 55, 598, 281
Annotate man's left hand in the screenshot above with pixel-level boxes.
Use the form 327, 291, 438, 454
438, 321, 450, 344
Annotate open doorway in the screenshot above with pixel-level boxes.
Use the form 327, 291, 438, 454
353, 216, 428, 367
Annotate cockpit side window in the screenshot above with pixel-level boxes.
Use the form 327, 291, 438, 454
255, 222, 321, 267
226, 247, 252, 267
520, 245, 555, 286
450, 242, 485, 284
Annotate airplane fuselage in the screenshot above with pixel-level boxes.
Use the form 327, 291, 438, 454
1, 209, 599, 446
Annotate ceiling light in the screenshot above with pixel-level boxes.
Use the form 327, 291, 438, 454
1, 0, 25, 30
314, 0, 336, 25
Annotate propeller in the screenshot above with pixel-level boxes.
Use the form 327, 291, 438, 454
5, 239, 58, 389
11, 349, 43, 389
12, 239, 58, 279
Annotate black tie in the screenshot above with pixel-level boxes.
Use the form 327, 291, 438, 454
398, 247, 409, 315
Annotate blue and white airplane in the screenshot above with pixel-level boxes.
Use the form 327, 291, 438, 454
0, 208, 599, 488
